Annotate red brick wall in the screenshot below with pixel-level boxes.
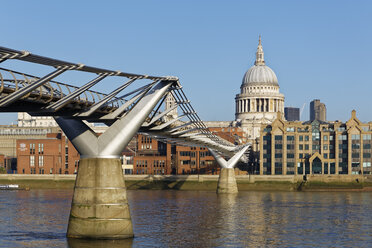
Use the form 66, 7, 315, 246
17, 134, 80, 174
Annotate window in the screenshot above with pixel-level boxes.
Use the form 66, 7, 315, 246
352, 144, 360, 149
299, 136, 303, 141
275, 135, 282, 141
275, 153, 282, 158
287, 135, 295, 141
339, 144, 347, 149
286, 127, 295, 132
323, 135, 328, 141
30, 143, 35, 154
363, 162, 371, 168
275, 144, 282, 149
38, 156, 44, 167
338, 126, 346, 131
323, 145, 328, 150
305, 136, 309, 141
312, 132, 320, 141
264, 127, 272, 132
305, 144, 309, 150
352, 134, 360, 140
287, 153, 295, 158
313, 145, 320, 150
352, 153, 359, 158
363, 144, 371, 149
338, 135, 347, 141
363, 153, 371, 158
299, 144, 303, 150
30, 156, 35, 167
363, 134, 371, 140
38, 143, 44, 154
324, 153, 328, 159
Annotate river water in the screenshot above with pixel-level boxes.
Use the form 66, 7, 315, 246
0, 189, 371, 247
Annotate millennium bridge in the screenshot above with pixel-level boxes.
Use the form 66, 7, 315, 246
0, 46, 250, 239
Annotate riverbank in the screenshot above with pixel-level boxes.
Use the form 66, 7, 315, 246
0, 174, 371, 191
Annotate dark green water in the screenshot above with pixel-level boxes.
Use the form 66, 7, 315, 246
0, 189, 371, 247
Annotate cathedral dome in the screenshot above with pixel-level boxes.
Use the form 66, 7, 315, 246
242, 65, 278, 86
242, 36, 278, 87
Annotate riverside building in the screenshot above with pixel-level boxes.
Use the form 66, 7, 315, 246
259, 110, 372, 175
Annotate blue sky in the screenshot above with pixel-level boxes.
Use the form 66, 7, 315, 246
1, 0, 372, 124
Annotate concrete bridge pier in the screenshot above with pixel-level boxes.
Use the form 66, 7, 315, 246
67, 158, 133, 239
55, 81, 173, 239
217, 168, 238, 194
209, 145, 250, 194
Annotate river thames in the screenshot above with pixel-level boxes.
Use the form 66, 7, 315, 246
0, 189, 371, 247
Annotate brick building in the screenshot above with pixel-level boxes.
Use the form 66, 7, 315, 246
17, 133, 80, 174
133, 125, 246, 175
133, 134, 172, 175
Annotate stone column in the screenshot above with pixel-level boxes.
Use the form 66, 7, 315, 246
67, 158, 133, 239
283, 132, 287, 175
216, 168, 238, 194
275, 100, 278, 112
348, 133, 352, 175
259, 133, 264, 175
271, 134, 275, 175
360, 135, 364, 175
335, 131, 339, 174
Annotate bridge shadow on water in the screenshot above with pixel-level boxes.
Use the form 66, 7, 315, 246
125, 175, 194, 190
67, 238, 133, 248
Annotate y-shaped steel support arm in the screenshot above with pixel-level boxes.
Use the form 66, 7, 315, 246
54, 80, 173, 158
209, 145, 250, 169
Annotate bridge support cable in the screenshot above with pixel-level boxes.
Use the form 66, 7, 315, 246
46, 73, 109, 111
53, 80, 174, 239
142, 103, 179, 127
0, 67, 69, 107
100, 81, 159, 120
77, 78, 137, 117
209, 145, 250, 194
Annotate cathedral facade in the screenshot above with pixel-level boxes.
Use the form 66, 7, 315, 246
235, 37, 285, 142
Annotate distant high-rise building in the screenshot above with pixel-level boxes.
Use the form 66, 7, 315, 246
284, 107, 300, 121
310, 99, 326, 121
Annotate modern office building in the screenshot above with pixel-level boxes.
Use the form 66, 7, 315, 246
310, 99, 326, 121
259, 110, 371, 175
284, 107, 300, 121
